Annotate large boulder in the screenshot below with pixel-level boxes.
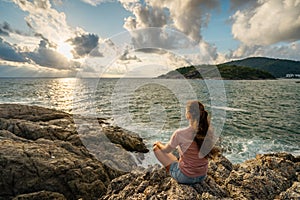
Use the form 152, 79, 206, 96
0, 104, 148, 199
0, 132, 110, 199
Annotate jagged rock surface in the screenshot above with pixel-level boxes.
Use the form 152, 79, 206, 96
102, 153, 300, 200
0, 104, 148, 200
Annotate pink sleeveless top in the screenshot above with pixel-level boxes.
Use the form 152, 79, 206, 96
168, 126, 208, 177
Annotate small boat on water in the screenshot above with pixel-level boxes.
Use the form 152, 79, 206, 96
296, 81, 300, 83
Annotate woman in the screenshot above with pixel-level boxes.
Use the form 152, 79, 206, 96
153, 100, 218, 185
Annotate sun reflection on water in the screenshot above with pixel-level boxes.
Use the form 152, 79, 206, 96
46, 78, 78, 112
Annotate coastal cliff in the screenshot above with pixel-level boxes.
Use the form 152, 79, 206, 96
0, 104, 299, 200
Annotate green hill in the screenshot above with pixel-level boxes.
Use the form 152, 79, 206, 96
221, 57, 300, 78
158, 64, 276, 80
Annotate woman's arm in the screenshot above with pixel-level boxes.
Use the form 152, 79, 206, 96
153, 141, 174, 153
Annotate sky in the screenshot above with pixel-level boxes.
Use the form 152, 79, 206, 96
0, 0, 299, 77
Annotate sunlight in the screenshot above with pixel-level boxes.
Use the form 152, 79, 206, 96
57, 41, 73, 60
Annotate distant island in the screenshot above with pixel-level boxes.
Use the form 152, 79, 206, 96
158, 57, 300, 80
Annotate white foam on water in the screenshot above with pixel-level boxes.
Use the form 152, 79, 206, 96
210, 106, 248, 112
222, 135, 300, 164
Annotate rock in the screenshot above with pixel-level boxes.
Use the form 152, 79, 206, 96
0, 104, 148, 154
0, 136, 111, 200
278, 182, 300, 199
0, 104, 70, 122
102, 125, 149, 153
12, 191, 66, 200
102, 157, 231, 200
101, 153, 300, 200
225, 153, 298, 199
75, 115, 148, 171
1, 104, 299, 200
0, 104, 148, 199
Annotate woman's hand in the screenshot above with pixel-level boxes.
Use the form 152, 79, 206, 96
153, 141, 174, 154
153, 141, 163, 151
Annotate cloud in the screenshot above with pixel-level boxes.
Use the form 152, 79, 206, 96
81, 0, 115, 6
68, 33, 99, 58
123, 3, 168, 29
122, 3, 178, 50
8, 0, 104, 74
0, 21, 27, 36
121, 0, 219, 42
25, 39, 80, 70
0, 29, 9, 36
12, 0, 74, 44
231, 0, 300, 46
120, 0, 221, 64
229, 0, 257, 10
119, 49, 141, 62
12, 0, 102, 59
0, 38, 27, 62
144, 0, 219, 42
0, 22, 11, 36
227, 41, 300, 61
182, 41, 219, 65
0, 63, 76, 77
16, 0, 51, 9
136, 48, 167, 54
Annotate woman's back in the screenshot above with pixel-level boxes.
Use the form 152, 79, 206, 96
169, 126, 208, 177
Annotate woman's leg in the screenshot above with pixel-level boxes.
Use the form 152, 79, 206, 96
153, 145, 178, 167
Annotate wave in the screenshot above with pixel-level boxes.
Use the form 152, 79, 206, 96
210, 106, 248, 112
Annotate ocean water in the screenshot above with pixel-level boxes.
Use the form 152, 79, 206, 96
0, 78, 299, 164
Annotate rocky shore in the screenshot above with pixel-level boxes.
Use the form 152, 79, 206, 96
0, 104, 299, 200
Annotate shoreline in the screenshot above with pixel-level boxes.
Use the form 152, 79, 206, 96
1, 102, 299, 165
0, 104, 299, 199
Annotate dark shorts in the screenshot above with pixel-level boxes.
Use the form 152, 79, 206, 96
169, 162, 206, 185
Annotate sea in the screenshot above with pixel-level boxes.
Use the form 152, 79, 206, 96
0, 78, 299, 165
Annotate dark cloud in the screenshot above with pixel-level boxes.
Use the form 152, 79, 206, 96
25, 39, 80, 70
0, 21, 28, 36
0, 38, 27, 62
68, 33, 99, 58
127, 28, 195, 51
136, 48, 167, 54
2, 22, 13, 32
34, 33, 57, 48
0, 22, 11, 36
88, 48, 103, 57
229, 0, 258, 10
0, 29, 9, 36
119, 49, 141, 61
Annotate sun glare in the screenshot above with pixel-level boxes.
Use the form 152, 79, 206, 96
57, 42, 73, 60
